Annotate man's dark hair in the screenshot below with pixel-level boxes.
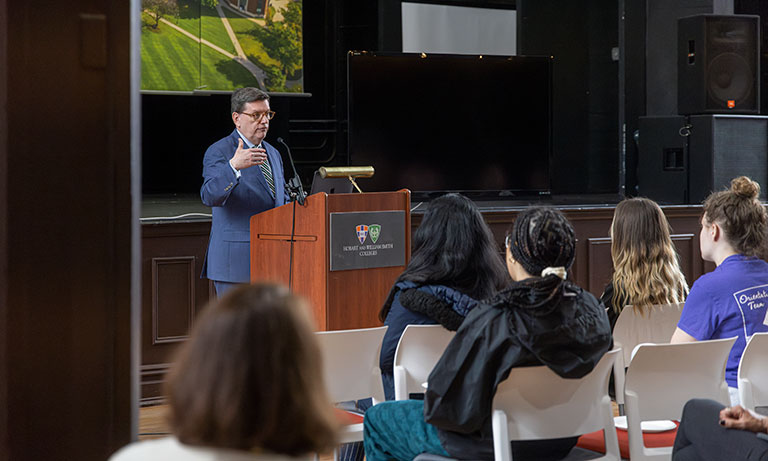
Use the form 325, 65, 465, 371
231, 87, 270, 113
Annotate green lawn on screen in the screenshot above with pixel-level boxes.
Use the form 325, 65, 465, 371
221, 7, 280, 70
141, 13, 256, 91
170, 0, 237, 56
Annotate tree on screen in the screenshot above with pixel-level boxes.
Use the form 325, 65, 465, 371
263, 2, 302, 77
143, 0, 179, 29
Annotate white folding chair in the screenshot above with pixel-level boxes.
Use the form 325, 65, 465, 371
738, 332, 768, 413
623, 338, 735, 461
612, 302, 684, 414
315, 326, 388, 459
491, 349, 621, 461
393, 324, 455, 401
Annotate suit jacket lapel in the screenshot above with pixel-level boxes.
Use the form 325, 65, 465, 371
232, 130, 275, 200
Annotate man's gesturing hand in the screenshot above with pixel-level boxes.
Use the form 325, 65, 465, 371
230, 138, 268, 171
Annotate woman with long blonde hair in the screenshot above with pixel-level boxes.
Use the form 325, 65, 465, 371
602, 197, 689, 329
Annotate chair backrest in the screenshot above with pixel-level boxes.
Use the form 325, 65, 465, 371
613, 302, 684, 366
392, 324, 455, 400
738, 332, 768, 412
315, 326, 388, 403
623, 338, 734, 461
492, 349, 620, 442
624, 338, 734, 422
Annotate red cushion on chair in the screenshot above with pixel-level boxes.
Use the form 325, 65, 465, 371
334, 408, 364, 426
576, 422, 679, 459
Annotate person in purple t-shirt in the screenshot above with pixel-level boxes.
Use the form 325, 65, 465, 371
672, 176, 768, 405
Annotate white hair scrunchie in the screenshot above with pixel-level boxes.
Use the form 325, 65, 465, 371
541, 266, 567, 280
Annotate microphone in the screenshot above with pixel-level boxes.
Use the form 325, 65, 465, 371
277, 137, 306, 205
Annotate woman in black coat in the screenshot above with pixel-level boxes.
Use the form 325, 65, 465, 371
363, 207, 613, 461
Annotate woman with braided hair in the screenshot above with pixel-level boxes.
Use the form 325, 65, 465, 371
672, 176, 768, 406
363, 207, 613, 461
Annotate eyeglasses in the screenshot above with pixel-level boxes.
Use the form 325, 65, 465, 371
240, 110, 276, 121
505, 234, 512, 248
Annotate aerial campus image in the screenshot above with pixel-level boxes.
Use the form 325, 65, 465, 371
141, 0, 303, 92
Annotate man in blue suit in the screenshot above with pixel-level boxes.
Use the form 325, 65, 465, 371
201, 87, 290, 296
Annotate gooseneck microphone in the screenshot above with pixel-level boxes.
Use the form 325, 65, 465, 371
277, 137, 306, 206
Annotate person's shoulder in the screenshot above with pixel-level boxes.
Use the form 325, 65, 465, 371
109, 437, 182, 461
600, 279, 614, 299
458, 299, 500, 326
564, 281, 597, 301
110, 437, 300, 461
207, 130, 239, 151
744, 256, 768, 271
420, 284, 477, 303
689, 263, 734, 294
562, 282, 607, 316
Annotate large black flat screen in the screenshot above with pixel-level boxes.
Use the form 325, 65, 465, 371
347, 53, 552, 199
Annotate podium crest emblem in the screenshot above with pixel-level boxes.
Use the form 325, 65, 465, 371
356, 225, 369, 244
369, 224, 381, 243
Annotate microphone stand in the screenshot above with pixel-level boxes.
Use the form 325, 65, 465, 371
277, 137, 305, 291
277, 137, 306, 205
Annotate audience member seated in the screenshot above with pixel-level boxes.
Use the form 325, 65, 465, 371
672, 399, 768, 461
109, 283, 338, 461
378, 192, 508, 401
671, 176, 768, 406
363, 207, 613, 461
601, 197, 689, 329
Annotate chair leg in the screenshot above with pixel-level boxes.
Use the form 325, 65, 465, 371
492, 409, 512, 461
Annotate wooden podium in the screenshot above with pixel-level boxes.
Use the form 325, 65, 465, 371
250, 190, 411, 331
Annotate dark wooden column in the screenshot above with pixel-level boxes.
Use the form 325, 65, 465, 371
0, 1, 135, 460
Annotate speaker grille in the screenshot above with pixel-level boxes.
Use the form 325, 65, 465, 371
688, 115, 768, 203
706, 18, 757, 109
678, 14, 760, 115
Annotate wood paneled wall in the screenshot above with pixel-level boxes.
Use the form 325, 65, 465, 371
141, 221, 213, 405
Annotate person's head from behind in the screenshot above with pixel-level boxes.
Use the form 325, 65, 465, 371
231, 87, 273, 146
504, 206, 575, 282
400, 193, 508, 298
610, 197, 688, 312
700, 176, 767, 263
166, 283, 337, 455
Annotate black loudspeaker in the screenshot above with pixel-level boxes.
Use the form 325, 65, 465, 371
688, 115, 768, 202
645, 0, 734, 117
678, 14, 760, 115
638, 115, 768, 204
637, 116, 690, 204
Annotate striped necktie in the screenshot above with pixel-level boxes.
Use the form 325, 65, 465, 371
257, 145, 276, 197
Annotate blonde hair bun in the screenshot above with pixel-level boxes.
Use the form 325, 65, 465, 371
730, 176, 760, 199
